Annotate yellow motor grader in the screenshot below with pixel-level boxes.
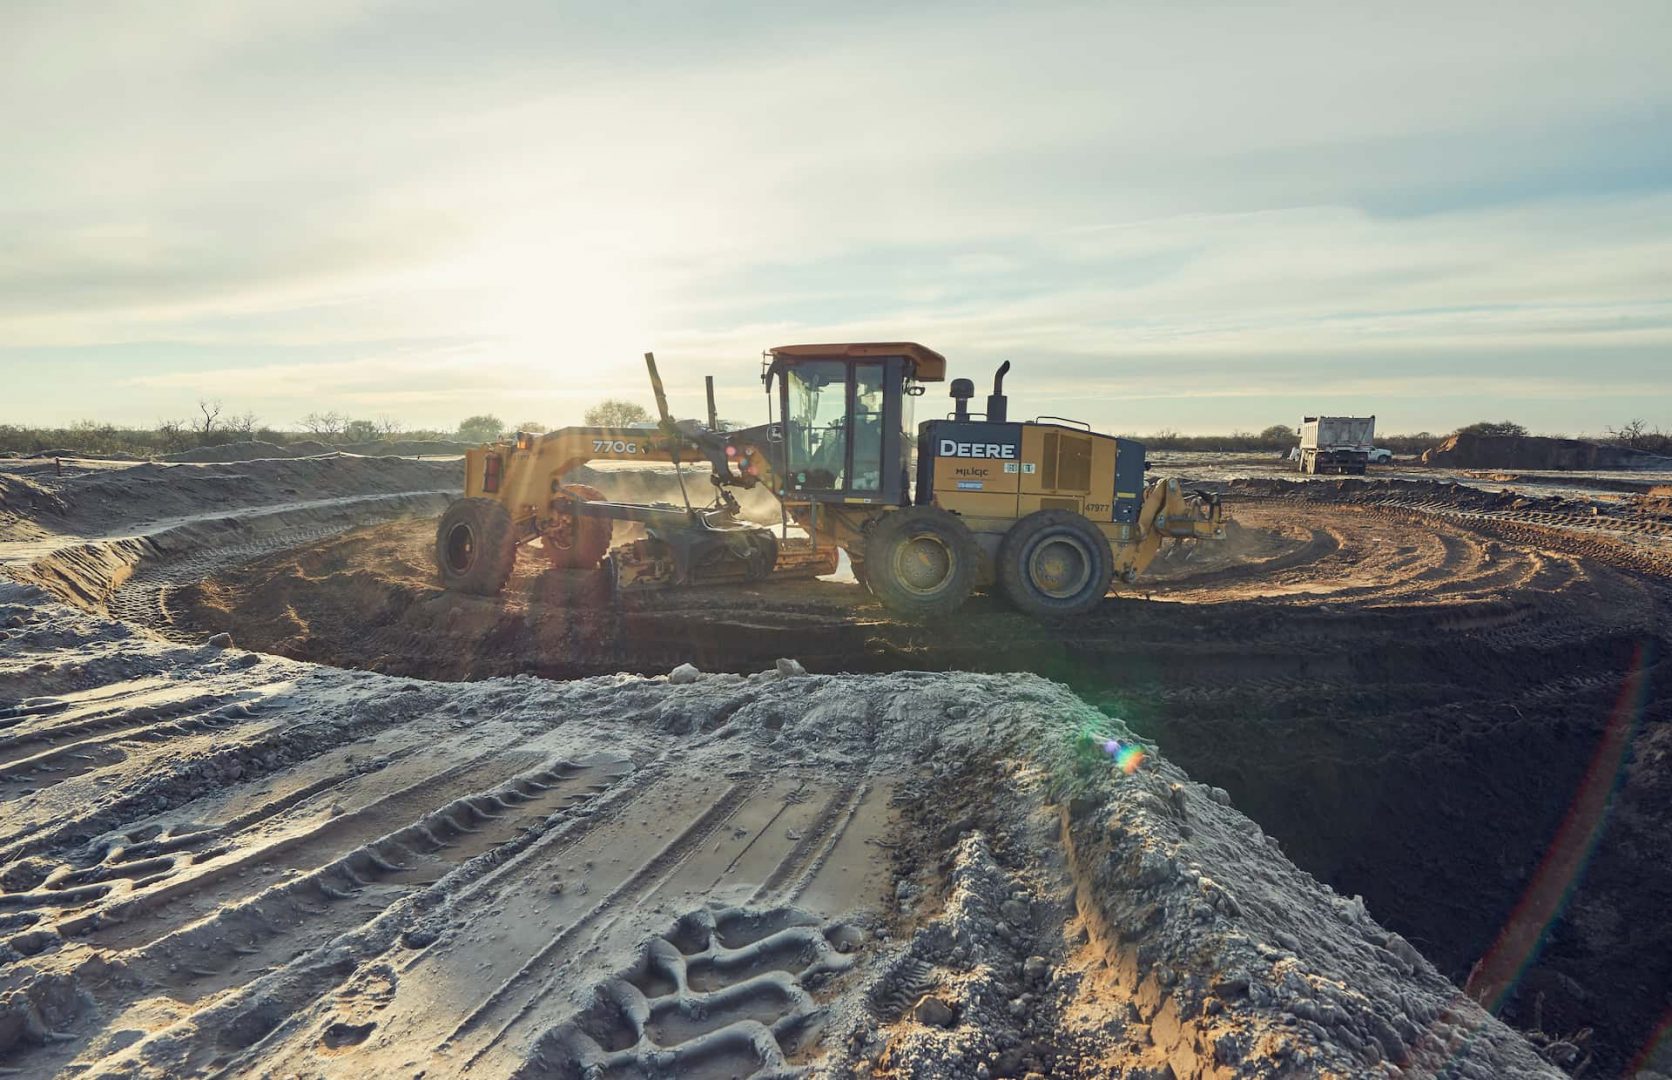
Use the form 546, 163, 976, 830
436, 342, 1225, 619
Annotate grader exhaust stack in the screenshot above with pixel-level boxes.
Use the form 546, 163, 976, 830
987, 360, 1010, 423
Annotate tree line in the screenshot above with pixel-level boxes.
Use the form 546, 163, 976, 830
2, 398, 1665, 458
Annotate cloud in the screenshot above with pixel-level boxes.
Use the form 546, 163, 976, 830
1, 0, 1669, 433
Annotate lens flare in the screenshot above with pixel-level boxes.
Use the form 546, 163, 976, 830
1462, 640, 1652, 1010
1631, 1006, 1672, 1076
1102, 738, 1146, 774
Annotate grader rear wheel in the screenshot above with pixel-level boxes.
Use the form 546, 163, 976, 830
544, 483, 612, 569
998, 510, 1114, 617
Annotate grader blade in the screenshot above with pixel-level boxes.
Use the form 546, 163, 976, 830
606, 530, 837, 594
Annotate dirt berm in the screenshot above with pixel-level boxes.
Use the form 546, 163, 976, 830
161, 439, 476, 463
1421, 432, 1671, 470
0, 585, 1561, 1078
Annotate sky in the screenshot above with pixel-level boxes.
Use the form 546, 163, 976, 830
2, 0, 1669, 437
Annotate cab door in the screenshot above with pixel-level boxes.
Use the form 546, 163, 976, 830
779, 356, 907, 505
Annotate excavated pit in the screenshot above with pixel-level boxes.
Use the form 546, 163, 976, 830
3, 456, 1669, 1077
149, 487, 1672, 1077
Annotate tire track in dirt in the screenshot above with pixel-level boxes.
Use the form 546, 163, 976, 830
124, 755, 635, 998
225, 769, 897, 1077
1, 754, 635, 1078
0, 676, 175, 728
107, 523, 369, 642
0, 691, 277, 803
518, 905, 863, 1079
0, 686, 261, 766
0, 682, 449, 870
4, 749, 397, 905
76, 752, 568, 949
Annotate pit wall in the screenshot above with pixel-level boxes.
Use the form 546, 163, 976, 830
4, 492, 453, 616
1042, 742, 1562, 1078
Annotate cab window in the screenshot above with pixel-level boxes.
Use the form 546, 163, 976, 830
784, 360, 848, 489
850, 362, 885, 491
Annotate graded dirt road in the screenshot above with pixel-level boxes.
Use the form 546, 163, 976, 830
3, 454, 1666, 1078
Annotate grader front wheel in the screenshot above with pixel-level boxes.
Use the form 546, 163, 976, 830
435, 497, 517, 596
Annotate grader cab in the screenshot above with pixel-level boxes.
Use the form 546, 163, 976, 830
435, 342, 1225, 619
758, 343, 1225, 616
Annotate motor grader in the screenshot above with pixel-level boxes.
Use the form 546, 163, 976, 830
435, 342, 1225, 619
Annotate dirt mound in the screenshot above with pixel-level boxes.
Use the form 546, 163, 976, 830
5, 455, 462, 537
159, 438, 472, 463
0, 472, 67, 517
1422, 431, 1669, 470
161, 440, 296, 462
1229, 475, 1581, 512
339, 438, 470, 456
0, 580, 1564, 1078
4, 448, 144, 462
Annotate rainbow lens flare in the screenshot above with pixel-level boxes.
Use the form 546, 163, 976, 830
1102, 739, 1146, 775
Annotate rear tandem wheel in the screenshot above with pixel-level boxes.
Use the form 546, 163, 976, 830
997, 509, 1114, 618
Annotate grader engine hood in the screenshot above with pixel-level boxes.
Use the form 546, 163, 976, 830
917, 419, 1148, 526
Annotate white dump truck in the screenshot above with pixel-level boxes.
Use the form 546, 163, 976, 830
1298, 415, 1376, 474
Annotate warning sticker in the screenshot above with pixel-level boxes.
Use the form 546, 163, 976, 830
956, 480, 984, 491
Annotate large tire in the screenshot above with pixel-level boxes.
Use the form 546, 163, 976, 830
435, 497, 517, 596
544, 483, 612, 569
998, 510, 1113, 618
865, 506, 977, 620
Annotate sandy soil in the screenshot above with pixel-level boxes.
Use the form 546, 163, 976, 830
3, 455, 1667, 1078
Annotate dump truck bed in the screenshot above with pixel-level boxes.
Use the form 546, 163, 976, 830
1300, 415, 1376, 451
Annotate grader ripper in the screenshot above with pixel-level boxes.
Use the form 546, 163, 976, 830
435, 342, 1225, 619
